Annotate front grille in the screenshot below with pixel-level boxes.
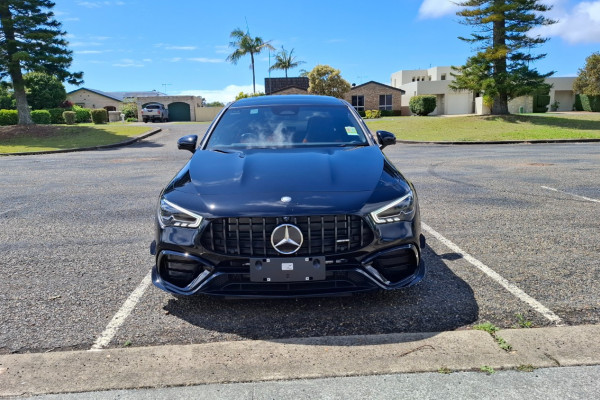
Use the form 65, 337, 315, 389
201, 215, 374, 257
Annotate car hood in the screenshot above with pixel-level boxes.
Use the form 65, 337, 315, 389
164, 146, 407, 217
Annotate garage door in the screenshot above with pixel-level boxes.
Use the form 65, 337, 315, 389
168, 102, 191, 121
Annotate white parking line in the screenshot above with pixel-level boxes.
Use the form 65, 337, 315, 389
422, 223, 563, 325
541, 186, 600, 203
90, 270, 152, 351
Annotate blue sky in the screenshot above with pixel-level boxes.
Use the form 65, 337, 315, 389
57, 0, 600, 103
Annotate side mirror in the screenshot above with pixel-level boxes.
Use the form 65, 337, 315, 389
376, 130, 396, 149
177, 135, 198, 153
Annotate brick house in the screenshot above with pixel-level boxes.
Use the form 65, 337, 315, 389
344, 81, 405, 113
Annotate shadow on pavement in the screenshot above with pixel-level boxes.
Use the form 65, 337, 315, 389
163, 245, 479, 345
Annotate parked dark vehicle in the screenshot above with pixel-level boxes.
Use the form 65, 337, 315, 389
151, 95, 425, 297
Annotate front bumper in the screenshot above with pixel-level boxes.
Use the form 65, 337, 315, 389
151, 242, 426, 298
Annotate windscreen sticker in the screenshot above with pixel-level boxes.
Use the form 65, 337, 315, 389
345, 126, 359, 135
250, 109, 259, 114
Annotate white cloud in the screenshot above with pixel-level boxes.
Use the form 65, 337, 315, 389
76, 50, 104, 54
113, 58, 144, 67
532, 1, 600, 44
77, 1, 124, 7
165, 45, 197, 51
177, 84, 265, 103
143, 58, 152, 62
418, 0, 460, 19
188, 57, 224, 63
167, 57, 182, 62
215, 45, 230, 54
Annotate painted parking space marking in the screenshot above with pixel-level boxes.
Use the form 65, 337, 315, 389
422, 223, 563, 325
90, 270, 152, 351
541, 186, 600, 204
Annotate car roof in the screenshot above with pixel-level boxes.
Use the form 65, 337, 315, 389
230, 95, 346, 108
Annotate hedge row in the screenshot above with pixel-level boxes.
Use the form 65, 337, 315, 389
575, 94, 600, 112
0, 110, 19, 125
0, 107, 93, 125
357, 109, 401, 118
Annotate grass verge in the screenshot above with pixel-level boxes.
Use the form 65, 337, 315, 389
0, 123, 150, 153
364, 113, 600, 142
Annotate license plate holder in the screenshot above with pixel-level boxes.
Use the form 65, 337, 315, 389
249, 257, 326, 282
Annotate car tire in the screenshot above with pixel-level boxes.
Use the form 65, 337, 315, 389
143, 118, 148, 123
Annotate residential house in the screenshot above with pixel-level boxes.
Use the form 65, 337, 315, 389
67, 88, 209, 121
344, 81, 404, 114
391, 66, 577, 115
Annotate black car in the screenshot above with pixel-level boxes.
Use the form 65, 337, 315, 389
151, 95, 425, 297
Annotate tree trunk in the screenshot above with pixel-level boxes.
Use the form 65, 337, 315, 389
12, 73, 33, 125
491, 5, 509, 115
250, 52, 256, 94
492, 94, 509, 115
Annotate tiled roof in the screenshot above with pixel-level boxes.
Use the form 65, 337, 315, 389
264, 77, 309, 95
350, 81, 405, 93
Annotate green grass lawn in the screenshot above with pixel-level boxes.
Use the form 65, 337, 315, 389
364, 113, 600, 142
0, 123, 150, 154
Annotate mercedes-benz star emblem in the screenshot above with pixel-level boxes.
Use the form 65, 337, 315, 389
271, 224, 303, 254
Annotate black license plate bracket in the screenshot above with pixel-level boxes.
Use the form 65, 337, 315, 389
249, 257, 326, 282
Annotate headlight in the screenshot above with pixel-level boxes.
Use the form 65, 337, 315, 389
370, 192, 415, 224
158, 198, 203, 228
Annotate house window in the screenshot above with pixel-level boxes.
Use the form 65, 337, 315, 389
412, 77, 416, 82
441, 74, 446, 80
379, 94, 392, 111
351, 95, 364, 111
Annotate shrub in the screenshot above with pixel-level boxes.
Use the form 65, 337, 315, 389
575, 94, 600, 112
31, 110, 51, 124
63, 111, 76, 125
409, 95, 437, 116
48, 108, 66, 124
380, 110, 402, 117
532, 94, 550, 113
0, 109, 19, 125
365, 110, 382, 119
357, 110, 366, 117
120, 102, 138, 119
73, 105, 92, 123
91, 108, 108, 124
126, 117, 138, 122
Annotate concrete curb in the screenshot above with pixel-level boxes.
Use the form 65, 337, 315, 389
0, 128, 162, 157
396, 138, 600, 145
1, 325, 598, 397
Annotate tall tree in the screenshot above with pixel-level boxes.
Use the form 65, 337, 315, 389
226, 28, 274, 94
0, 0, 82, 125
307, 65, 351, 98
269, 46, 305, 78
450, 0, 555, 114
573, 52, 600, 96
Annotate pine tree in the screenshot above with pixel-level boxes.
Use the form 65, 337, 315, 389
450, 0, 555, 114
0, 0, 82, 125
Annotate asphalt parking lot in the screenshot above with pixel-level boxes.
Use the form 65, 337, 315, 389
0, 123, 598, 354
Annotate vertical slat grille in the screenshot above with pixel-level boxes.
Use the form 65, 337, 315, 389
201, 215, 373, 257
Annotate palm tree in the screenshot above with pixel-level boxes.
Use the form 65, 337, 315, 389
269, 46, 305, 78
226, 28, 274, 93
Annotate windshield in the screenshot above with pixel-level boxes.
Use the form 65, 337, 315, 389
206, 104, 369, 149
